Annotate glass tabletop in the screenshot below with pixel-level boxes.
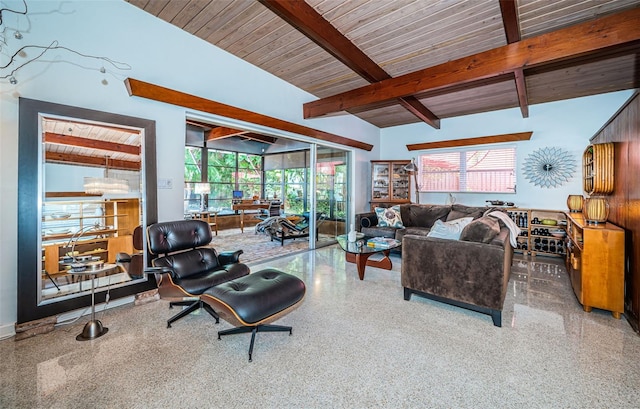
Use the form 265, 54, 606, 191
336, 234, 401, 254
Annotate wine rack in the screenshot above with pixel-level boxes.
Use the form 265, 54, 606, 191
506, 208, 567, 258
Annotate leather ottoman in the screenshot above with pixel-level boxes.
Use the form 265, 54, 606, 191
201, 268, 306, 361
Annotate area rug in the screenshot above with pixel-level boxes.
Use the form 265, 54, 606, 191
209, 227, 312, 266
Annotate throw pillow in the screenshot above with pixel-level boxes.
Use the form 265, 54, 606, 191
426, 217, 474, 240
375, 206, 404, 228
459, 216, 501, 243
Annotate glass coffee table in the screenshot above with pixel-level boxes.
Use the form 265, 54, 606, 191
336, 235, 401, 280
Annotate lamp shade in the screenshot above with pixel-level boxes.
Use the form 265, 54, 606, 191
566, 195, 584, 213
584, 196, 609, 224
403, 159, 418, 172
194, 183, 211, 195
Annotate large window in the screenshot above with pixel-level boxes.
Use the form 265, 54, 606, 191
264, 151, 309, 215
184, 147, 262, 213
419, 147, 516, 193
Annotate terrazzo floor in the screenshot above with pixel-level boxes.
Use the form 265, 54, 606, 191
1, 246, 639, 408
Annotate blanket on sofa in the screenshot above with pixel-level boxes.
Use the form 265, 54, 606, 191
487, 211, 521, 247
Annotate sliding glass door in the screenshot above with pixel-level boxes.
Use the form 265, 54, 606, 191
314, 146, 350, 247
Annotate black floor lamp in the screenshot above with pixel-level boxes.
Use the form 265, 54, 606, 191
403, 158, 420, 204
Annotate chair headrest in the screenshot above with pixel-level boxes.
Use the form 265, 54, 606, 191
133, 225, 144, 251
147, 220, 212, 255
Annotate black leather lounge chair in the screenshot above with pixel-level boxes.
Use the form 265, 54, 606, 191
116, 225, 145, 280
146, 219, 250, 328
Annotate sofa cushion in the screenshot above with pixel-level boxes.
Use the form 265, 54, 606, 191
395, 226, 431, 242
446, 204, 485, 221
375, 205, 404, 228
361, 226, 397, 239
460, 216, 501, 243
426, 217, 474, 240
401, 204, 451, 228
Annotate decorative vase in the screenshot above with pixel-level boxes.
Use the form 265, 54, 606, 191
584, 197, 609, 224
348, 224, 357, 242
566, 195, 584, 213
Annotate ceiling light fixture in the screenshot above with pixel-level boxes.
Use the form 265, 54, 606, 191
84, 156, 129, 195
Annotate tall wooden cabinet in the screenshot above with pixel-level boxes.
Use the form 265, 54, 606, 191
565, 212, 625, 318
370, 160, 411, 210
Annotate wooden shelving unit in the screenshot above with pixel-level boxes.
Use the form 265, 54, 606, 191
506, 208, 567, 258
583, 142, 614, 195
41, 198, 140, 275
565, 212, 624, 318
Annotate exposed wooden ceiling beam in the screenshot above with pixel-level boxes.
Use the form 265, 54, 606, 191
304, 7, 640, 119
241, 133, 278, 144
259, 0, 440, 129
125, 78, 373, 151
45, 151, 141, 170
407, 132, 532, 151
207, 126, 249, 140
44, 132, 141, 155
499, 0, 528, 118
499, 0, 521, 43
186, 119, 214, 130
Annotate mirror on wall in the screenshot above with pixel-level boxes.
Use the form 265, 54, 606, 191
40, 116, 144, 303
18, 98, 158, 324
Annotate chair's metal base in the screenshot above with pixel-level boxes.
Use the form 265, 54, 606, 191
167, 299, 219, 328
218, 324, 292, 362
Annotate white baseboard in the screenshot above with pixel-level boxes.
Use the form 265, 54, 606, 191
0, 323, 16, 340
0, 296, 136, 340
56, 295, 134, 324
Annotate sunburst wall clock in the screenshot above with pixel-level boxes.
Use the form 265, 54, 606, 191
522, 147, 576, 188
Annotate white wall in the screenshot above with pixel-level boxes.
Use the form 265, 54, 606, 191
0, 0, 379, 337
380, 90, 634, 209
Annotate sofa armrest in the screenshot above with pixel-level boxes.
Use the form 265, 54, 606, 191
401, 234, 509, 310
355, 212, 377, 232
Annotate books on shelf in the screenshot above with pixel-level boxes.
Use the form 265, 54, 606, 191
366, 237, 398, 248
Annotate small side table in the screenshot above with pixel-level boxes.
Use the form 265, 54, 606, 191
69, 263, 116, 341
190, 211, 218, 236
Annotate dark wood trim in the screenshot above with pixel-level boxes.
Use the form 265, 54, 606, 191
125, 78, 373, 151
407, 132, 532, 151
259, 0, 440, 129
304, 7, 640, 118
17, 98, 158, 325
44, 132, 141, 155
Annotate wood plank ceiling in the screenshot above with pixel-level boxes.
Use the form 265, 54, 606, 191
127, 0, 640, 129
43, 118, 142, 170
